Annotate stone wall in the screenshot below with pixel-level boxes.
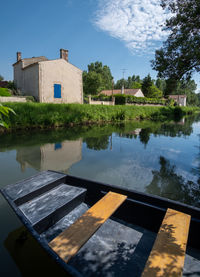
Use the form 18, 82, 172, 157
0, 96, 27, 102
23, 64, 39, 101
88, 95, 115, 106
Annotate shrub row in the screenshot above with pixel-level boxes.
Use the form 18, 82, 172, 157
91, 94, 112, 101
114, 94, 167, 105
87, 94, 175, 106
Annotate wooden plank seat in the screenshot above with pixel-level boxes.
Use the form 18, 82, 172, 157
49, 191, 127, 263
142, 208, 191, 277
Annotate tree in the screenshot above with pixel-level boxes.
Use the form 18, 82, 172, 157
156, 79, 166, 94
83, 62, 113, 95
152, 0, 200, 81
114, 78, 128, 89
142, 74, 153, 97
132, 75, 141, 83
83, 71, 103, 95
148, 85, 163, 98
131, 82, 142, 89
0, 75, 4, 81
115, 74, 142, 90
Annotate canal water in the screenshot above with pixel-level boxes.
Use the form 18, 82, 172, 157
0, 115, 200, 276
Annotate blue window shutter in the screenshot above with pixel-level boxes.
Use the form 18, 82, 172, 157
54, 84, 61, 98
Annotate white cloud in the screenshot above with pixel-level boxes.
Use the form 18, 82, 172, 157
94, 0, 171, 54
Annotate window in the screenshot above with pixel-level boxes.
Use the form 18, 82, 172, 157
54, 84, 61, 98
54, 143, 62, 150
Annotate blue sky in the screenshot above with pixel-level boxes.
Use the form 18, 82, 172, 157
1, 0, 200, 91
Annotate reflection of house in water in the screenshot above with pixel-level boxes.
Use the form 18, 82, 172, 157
119, 128, 142, 138
16, 139, 82, 173
128, 128, 142, 136
177, 118, 185, 125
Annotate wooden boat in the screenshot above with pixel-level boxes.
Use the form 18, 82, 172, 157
1, 170, 200, 277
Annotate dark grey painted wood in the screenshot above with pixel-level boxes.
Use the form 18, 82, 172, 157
3, 171, 66, 204
19, 184, 86, 233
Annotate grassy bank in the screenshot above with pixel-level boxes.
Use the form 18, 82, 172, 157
1, 102, 199, 132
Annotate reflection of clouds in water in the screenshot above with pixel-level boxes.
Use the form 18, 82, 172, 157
169, 148, 181, 154
176, 168, 198, 184
160, 147, 182, 155
95, 159, 153, 192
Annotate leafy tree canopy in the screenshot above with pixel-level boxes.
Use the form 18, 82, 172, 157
131, 82, 142, 89
83, 61, 113, 95
114, 75, 142, 90
152, 0, 200, 81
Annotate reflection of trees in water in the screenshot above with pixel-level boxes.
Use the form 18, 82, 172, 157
118, 116, 195, 147
191, 134, 200, 178
139, 128, 151, 147
146, 156, 200, 207
84, 136, 109, 151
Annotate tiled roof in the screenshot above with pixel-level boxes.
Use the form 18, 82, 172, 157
101, 89, 141, 96
169, 95, 187, 99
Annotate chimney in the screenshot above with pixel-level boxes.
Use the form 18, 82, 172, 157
17, 52, 22, 62
121, 85, 124, 94
60, 49, 68, 62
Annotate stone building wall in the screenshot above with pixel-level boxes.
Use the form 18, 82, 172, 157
23, 64, 39, 100
39, 59, 83, 104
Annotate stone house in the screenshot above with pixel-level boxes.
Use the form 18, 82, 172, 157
168, 95, 187, 106
100, 88, 144, 97
13, 49, 83, 103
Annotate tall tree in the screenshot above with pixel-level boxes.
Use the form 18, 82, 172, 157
152, 0, 200, 81
0, 75, 4, 81
142, 74, 153, 97
83, 62, 113, 94
114, 78, 128, 89
156, 79, 166, 94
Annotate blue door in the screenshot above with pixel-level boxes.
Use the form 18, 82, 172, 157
54, 84, 61, 98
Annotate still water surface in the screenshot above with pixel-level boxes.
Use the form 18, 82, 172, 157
0, 115, 200, 276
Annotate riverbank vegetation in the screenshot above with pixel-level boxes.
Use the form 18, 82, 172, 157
0, 87, 12, 97
1, 102, 199, 132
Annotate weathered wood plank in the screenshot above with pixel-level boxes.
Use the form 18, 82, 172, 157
2, 171, 66, 205
49, 191, 127, 263
142, 208, 191, 277
19, 184, 86, 233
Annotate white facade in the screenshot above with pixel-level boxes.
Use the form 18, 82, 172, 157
13, 50, 83, 104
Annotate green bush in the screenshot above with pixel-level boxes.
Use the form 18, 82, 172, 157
0, 88, 12, 97
84, 95, 89, 104
166, 98, 175, 106
115, 95, 126, 105
114, 94, 167, 105
91, 94, 112, 101
26, 96, 36, 102
6, 81, 17, 90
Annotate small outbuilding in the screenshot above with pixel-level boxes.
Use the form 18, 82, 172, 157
13, 49, 83, 104
168, 95, 187, 106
